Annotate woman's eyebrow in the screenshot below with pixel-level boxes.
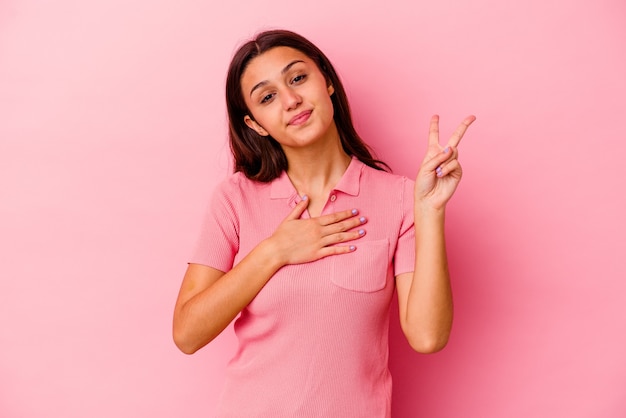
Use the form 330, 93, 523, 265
249, 60, 305, 97
281, 59, 305, 75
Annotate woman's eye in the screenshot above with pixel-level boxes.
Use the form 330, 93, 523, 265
292, 74, 307, 84
260, 93, 274, 104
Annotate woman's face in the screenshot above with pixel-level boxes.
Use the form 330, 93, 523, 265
240, 46, 336, 151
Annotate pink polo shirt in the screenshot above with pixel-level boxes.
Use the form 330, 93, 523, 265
191, 157, 415, 418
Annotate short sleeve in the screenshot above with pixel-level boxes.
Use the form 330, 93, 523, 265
393, 177, 416, 276
189, 179, 240, 272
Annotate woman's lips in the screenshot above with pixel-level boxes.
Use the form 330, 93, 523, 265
288, 110, 312, 126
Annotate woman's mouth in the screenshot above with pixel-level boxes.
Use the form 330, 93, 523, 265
288, 110, 312, 126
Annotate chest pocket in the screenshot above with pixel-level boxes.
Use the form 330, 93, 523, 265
331, 239, 390, 293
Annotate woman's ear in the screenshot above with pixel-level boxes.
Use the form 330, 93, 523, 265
244, 115, 269, 136
327, 84, 335, 96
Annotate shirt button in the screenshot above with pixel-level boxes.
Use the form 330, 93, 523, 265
330, 194, 337, 202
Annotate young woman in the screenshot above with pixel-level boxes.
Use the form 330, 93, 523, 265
173, 29, 475, 417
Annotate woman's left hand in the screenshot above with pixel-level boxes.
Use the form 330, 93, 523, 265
415, 115, 476, 211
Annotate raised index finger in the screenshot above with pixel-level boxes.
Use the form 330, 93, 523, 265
428, 114, 440, 147
447, 115, 476, 148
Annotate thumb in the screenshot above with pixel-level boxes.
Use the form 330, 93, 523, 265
284, 195, 309, 221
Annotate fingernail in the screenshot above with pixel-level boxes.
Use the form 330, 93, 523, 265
302, 195, 308, 201
359, 216, 366, 223
443, 147, 450, 153
351, 209, 358, 215
349, 245, 356, 251
358, 229, 365, 236
436, 167, 443, 177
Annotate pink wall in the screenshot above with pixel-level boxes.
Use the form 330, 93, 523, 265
1, 0, 625, 417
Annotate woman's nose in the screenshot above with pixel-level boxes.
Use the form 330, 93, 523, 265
281, 87, 302, 110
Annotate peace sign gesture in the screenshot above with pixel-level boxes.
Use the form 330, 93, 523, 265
415, 115, 476, 211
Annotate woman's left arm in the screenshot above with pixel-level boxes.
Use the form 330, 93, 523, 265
396, 115, 476, 353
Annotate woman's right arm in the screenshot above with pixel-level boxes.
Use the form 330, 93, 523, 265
173, 240, 284, 354
172, 196, 366, 354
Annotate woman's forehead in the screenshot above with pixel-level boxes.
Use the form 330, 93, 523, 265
243, 47, 311, 79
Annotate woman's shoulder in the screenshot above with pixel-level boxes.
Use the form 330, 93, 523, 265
214, 171, 273, 197
359, 161, 415, 188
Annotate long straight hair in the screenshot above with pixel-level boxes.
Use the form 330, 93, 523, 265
225, 29, 389, 182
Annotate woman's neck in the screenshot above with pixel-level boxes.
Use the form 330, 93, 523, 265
284, 133, 352, 217
287, 150, 351, 190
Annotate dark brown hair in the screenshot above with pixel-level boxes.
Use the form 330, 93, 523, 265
225, 29, 389, 182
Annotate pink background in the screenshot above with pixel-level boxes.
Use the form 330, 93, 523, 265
1, 0, 625, 417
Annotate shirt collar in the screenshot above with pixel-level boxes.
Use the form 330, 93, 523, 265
270, 156, 363, 200
333, 156, 362, 196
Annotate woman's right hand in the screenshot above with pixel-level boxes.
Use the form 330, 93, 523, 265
267, 196, 367, 266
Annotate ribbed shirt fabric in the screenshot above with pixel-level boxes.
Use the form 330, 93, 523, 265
191, 157, 416, 418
